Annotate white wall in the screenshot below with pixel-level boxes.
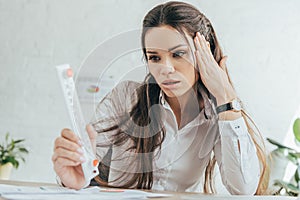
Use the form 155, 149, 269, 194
0, 0, 300, 184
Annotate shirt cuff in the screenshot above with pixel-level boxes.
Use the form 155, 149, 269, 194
55, 175, 65, 187
218, 117, 248, 137
218, 117, 259, 184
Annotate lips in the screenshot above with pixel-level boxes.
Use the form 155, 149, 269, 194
162, 80, 180, 85
161, 79, 180, 89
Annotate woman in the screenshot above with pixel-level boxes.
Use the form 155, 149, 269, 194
52, 1, 268, 195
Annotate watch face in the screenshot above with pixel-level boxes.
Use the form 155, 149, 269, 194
232, 99, 242, 111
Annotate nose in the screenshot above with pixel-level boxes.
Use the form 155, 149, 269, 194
160, 58, 175, 75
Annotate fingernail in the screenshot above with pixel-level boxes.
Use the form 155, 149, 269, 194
77, 148, 84, 154
80, 156, 86, 162
77, 140, 83, 146
197, 32, 200, 36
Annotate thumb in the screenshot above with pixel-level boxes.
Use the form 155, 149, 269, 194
86, 124, 97, 154
219, 55, 228, 71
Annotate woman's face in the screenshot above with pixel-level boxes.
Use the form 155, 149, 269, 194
145, 25, 198, 98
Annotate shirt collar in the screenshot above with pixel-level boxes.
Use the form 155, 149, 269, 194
158, 87, 215, 119
159, 90, 166, 106
159, 90, 172, 111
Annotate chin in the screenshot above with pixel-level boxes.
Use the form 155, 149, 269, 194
163, 89, 186, 98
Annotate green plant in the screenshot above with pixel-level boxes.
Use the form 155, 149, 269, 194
0, 132, 29, 169
293, 118, 300, 142
267, 118, 300, 196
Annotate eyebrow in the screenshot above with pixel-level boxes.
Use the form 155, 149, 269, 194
146, 44, 187, 54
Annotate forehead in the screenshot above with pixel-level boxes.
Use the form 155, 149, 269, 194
144, 25, 191, 51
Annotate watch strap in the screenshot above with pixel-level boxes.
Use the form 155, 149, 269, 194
216, 102, 232, 114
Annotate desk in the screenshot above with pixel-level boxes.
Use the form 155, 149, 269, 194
0, 180, 298, 200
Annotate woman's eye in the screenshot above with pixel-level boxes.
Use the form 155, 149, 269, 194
173, 51, 186, 58
148, 55, 160, 62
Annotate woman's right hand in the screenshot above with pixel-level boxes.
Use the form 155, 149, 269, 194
52, 125, 97, 189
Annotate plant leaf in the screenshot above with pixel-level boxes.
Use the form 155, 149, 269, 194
294, 118, 300, 142
295, 169, 300, 183
18, 147, 29, 153
13, 139, 25, 144
266, 138, 295, 151
289, 152, 300, 158
274, 179, 300, 194
0, 132, 28, 168
5, 156, 18, 168
5, 132, 9, 142
287, 153, 299, 165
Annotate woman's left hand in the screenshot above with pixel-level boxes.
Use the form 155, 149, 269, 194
194, 32, 236, 106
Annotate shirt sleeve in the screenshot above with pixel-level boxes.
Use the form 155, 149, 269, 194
214, 117, 260, 195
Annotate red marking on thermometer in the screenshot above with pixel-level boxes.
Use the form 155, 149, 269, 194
93, 159, 98, 167
66, 68, 73, 77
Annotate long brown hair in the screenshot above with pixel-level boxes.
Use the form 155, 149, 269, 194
94, 1, 269, 194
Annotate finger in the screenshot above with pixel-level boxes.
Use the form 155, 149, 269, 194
86, 124, 97, 141
196, 33, 208, 51
53, 148, 86, 164
54, 157, 81, 167
219, 56, 228, 71
61, 128, 82, 146
52, 148, 84, 164
197, 33, 214, 60
195, 50, 208, 81
86, 124, 97, 154
194, 36, 209, 68
54, 137, 83, 154
86, 124, 98, 153
194, 34, 201, 51
194, 34, 211, 67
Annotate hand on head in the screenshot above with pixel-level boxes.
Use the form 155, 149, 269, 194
194, 32, 236, 106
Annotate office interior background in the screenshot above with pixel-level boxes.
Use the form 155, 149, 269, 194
0, 0, 300, 191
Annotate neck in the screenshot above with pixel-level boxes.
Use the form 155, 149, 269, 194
165, 85, 203, 129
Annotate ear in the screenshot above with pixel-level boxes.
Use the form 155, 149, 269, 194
219, 56, 228, 71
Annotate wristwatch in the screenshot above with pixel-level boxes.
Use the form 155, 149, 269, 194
216, 98, 242, 114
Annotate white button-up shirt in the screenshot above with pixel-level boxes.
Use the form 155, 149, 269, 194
92, 81, 260, 195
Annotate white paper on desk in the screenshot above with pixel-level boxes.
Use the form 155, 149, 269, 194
0, 184, 99, 194
183, 194, 299, 200
0, 184, 171, 200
